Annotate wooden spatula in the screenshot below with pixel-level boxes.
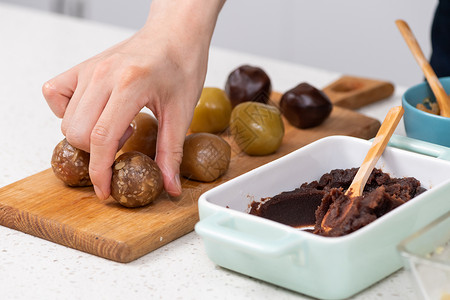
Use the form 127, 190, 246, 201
395, 19, 450, 118
346, 106, 404, 197
317, 106, 404, 235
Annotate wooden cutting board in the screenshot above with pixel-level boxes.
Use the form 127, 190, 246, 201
0, 76, 393, 263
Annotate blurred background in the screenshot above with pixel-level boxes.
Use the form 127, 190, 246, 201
1, 0, 438, 87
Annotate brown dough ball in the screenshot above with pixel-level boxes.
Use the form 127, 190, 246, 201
51, 138, 92, 187
225, 65, 272, 107
111, 151, 163, 208
180, 133, 231, 182
280, 82, 333, 129
121, 112, 158, 159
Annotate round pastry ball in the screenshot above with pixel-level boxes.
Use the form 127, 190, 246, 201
51, 138, 92, 187
180, 133, 231, 182
121, 112, 158, 159
111, 151, 163, 208
225, 65, 272, 107
230, 102, 284, 156
190, 87, 232, 134
280, 82, 333, 129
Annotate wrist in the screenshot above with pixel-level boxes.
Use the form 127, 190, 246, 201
145, 0, 225, 46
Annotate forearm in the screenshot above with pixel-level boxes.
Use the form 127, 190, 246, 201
144, 0, 225, 48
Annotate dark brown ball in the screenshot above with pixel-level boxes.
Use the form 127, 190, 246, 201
225, 65, 272, 107
180, 133, 231, 182
111, 151, 163, 208
51, 138, 92, 187
280, 82, 333, 129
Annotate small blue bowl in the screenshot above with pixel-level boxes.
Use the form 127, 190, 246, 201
402, 77, 450, 148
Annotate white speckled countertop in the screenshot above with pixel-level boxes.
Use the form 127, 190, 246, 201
0, 3, 416, 299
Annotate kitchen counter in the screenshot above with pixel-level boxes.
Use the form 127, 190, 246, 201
0, 3, 416, 299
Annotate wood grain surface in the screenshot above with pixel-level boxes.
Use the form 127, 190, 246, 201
322, 75, 394, 109
0, 76, 390, 263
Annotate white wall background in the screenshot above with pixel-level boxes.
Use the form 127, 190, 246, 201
1, 0, 438, 87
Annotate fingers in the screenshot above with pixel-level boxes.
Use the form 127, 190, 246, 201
44, 64, 148, 201
60, 82, 89, 147
88, 89, 141, 200
155, 103, 192, 197
42, 67, 79, 118
43, 57, 198, 201
63, 79, 112, 152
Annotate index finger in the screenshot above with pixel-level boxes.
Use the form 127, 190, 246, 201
42, 66, 79, 118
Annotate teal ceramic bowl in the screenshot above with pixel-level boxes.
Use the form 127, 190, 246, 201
402, 77, 450, 147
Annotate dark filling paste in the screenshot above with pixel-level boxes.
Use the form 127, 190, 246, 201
249, 168, 426, 237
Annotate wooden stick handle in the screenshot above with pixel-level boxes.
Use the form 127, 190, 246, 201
347, 106, 404, 197
395, 19, 450, 117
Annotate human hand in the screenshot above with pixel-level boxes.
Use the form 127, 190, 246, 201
42, 0, 225, 199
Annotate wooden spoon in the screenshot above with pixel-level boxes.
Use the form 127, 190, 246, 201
395, 19, 450, 117
318, 106, 404, 234
346, 106, 404, 197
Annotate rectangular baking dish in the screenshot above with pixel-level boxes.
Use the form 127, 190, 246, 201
195, 135, 450, 300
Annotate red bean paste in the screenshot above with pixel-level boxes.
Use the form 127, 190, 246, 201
249, 168, 426, 237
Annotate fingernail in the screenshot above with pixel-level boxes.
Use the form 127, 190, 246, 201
174, 174, 182, 193
93, 185, 105, 200
43, 81, 55, 90
169, 174, 182, 196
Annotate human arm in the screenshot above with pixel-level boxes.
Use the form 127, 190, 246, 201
42, 0, 226, 199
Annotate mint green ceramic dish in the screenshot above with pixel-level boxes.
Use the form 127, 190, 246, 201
195, 135, 450, 300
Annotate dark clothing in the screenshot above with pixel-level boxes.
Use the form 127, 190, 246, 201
430, 0, 450, 77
